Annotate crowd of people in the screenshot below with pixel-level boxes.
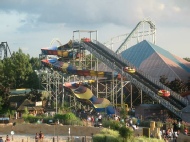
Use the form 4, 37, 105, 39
0, 135, 10, 142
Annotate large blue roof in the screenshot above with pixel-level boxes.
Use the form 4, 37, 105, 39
121, 40, 190, 73
120, 40, 190, 82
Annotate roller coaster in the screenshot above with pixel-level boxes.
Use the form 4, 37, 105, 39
40, 19, 190, 121
0, 42, 12, 60
81, 39, 188, 118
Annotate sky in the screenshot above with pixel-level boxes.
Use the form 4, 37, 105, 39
0, 0, 190, 58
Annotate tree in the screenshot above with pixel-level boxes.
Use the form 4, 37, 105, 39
2, 57, 15, 87
0, 49, 41, 110
0, 84, 10, 108
0, 59, 12, 109
3, 49, 33, 88
183, 58, 190, 62
169, 78, 185, 93
159, 75, 170, 87
185, 77, 190, 90
30, 57, 41, 70
25, 71, 40, 89
119, 126, 133, 142
10, 49, 33, 88
0, 61, 3, 83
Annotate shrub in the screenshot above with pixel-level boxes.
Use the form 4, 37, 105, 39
93, 128, 120, 142
93, 134, 105, 142
134, 136, 165, 142
100, 128, 120, 137
102, 119, 121, 131
22, 112, 82, 125
119, 126, 133, 141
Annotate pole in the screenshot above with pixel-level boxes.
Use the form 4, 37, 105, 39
68, 127, 70, 141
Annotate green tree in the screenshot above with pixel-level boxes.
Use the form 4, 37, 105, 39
183, 58, 190, 62
185, 77, 190, 90
0, 85, 10, 107
3, 49, 33, 88
2, 57, 15, 87
10, 49, 33, 88
0, 60, 3, 82
26, 71, 40, 89
119, 126, 133, 142
169, 78, 185, 93
0, 96, 2, 110
28, 57, 40, 89
30, 57, 41, 70
0, 49, 41, 110
159, 75, 170, 87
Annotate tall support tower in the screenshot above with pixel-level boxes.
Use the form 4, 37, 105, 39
0, 42, 12, 60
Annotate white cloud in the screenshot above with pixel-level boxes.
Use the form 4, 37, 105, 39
0, 0, 190, 58
0, 11, 27, 33
158, 3, 165, 10
173, 6, 181, 12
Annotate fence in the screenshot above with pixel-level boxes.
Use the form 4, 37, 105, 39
3, 135, 92, 142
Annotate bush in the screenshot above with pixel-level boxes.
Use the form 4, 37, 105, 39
93, 134, 105, 142
23, 114, 45, 123
54, 112, 77, 121
119, 126, 133, 140
22, 112, 82, 125
100, 128, 120, 137
93, 128, 120, 142
102, 119, 121, 131
134, 136, 165, 142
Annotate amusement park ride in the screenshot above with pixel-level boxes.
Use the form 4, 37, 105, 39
39, 19, 190, 123
1, 19, 189, 122
0, 42, 12, 60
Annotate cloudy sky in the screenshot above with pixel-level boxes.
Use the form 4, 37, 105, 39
0, 0, 190, 58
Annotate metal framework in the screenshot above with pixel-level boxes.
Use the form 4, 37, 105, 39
40, 30, 134, 112
104, 19, 156, 54
0, 42, 12, 60
81, 40, 190, 118
39, 20, 159, 113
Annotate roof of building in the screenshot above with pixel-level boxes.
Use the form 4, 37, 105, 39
120, 40, 190, 82
17, 99, 43, 111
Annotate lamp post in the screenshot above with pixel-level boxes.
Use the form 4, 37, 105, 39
68, 127, 70, 141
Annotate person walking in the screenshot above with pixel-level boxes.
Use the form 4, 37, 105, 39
184, 127, 188, 135
5, 135, 10, 142
39, 131, 44, 142
35, 133, 39, 142
0, 137, 3, 142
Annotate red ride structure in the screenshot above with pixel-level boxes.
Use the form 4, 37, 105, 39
158, 90, 170, 97
81, 38, 91, 42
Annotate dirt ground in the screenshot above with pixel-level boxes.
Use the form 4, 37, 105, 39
0, 123, 102, 136
1, 123, 189, 142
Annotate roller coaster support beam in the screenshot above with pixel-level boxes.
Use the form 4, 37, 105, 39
0, 42, 12, 60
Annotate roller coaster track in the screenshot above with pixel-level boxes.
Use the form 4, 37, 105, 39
80, 40, 189, 118
50, 38, 62, 46
0, 42, 12, 60
116, 19, 156, 54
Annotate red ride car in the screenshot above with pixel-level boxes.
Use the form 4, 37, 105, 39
158, 90, 170, 97
81, 38, 91, 42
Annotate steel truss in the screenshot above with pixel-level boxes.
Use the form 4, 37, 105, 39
39, 19, 159, 112
0, 42, 12, 60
